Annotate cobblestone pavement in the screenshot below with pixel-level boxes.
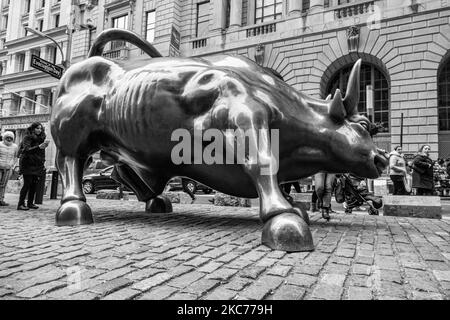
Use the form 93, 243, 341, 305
1, 193, 450, 300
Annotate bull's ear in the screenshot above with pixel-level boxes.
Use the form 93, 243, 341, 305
343, 59, 362, 117
329, 89, 346, 123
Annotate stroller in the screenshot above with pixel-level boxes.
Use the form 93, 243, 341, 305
335, 174, 383, 215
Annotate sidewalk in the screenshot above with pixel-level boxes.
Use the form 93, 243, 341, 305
0, 193, 449, 300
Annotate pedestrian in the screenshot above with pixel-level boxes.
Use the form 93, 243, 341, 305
0, 131, 18, 206
411, 145, 434, 196
314, 172, 336, 221
17, 122, 49, 210
389, 146, 407, 195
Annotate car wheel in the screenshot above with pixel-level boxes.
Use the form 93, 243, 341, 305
184, 180, 197, 194
83, 181, 95, 194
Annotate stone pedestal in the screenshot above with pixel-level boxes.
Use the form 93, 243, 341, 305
213, 193, 251, 207
96, 190, 130, 200
383, 195, 442, 219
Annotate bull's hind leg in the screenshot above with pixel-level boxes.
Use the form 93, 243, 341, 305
55, 151, 94, 226
234, 120, 313, 252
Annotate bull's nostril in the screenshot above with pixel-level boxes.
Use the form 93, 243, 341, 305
374, 154, 388, 169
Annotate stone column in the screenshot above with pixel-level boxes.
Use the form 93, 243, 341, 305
310, 0, 324, 13
6, 54, 15, 74
229, 0, 242, 28
211, 0, 227, 32
40, 46, 47, 59
288, 0, 302, 16
18, 91, 28, 114
34, 88, 45, 115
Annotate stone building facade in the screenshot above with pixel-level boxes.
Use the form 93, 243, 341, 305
1, 0, 450, 168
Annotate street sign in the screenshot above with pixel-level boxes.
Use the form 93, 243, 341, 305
30, 54, 63, 79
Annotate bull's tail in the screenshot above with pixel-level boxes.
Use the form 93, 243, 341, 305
88, 28, 162, 58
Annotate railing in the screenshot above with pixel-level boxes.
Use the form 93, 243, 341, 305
192, 38, 207, 49
334, 0, 375, 19
246, 22, 277, 38
102, 47, 129, 59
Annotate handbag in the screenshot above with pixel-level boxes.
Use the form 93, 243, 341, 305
403, 173, 412, 193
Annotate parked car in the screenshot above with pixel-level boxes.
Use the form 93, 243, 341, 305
82, 166, 121, 194
83, 159, 109, 175
167, 177, 213, 194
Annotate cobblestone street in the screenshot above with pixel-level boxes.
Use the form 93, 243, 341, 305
1, 193, 450, 300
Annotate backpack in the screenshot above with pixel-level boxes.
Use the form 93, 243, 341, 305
334, 177, 345, 204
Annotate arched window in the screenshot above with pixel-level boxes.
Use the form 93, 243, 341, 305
438, 57, 450, 131
326, 63, 390, 132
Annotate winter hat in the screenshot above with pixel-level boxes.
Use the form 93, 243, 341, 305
2, 131, 14, 140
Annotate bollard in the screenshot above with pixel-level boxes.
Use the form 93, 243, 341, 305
34, 173, 46, 204
50, 170, 59, 199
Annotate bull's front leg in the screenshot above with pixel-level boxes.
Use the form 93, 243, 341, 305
234, 123, 313, 252
55, 150, 94, 226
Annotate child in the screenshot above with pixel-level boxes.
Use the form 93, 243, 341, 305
0, 131, 18, 206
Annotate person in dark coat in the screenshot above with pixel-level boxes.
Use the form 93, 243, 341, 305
412, 145, 434, 196
17, 122, 49, 210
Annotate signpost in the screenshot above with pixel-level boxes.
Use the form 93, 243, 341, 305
30, 54, 64, 79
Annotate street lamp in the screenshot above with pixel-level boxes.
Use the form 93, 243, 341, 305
25, 26, 70, 70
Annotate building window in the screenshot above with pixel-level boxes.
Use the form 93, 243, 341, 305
145, 10, 155, 43
23, 23, 29, 36
24, 0, 31, 13
255, 0, 282, 24
37, 19, 43, 31
111, 14, 129, 49
327, 63, 390, 132
438, 58, 450, 131
302, 0, 310, 13
40, 0, 45, 8
2, 15, 8, 29
196, 1, 209, 37
17, 53, 25, 72
54, 14, 59, 28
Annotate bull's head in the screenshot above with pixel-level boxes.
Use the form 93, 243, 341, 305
296, 59, 389, 179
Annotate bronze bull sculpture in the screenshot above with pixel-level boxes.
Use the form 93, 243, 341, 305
51, 29, 388, 252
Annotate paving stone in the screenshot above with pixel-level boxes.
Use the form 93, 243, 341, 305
102, 288, 140, 300
138, 286, 179, 300
203, 287, 237, 300
206, 268, 239, 281
89, 278, 133, 297
267, 265, 292, 277
310, 284, 343, 300
239, 275, 284, 300
433, 270, 450, 282
346, 286, 372, 300
16, 281, 66, 298
132, 273, 173, 291
268, 284, 306, 300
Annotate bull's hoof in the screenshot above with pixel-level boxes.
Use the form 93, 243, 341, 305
292, 202, 310, 225
262, 212, 314, 252
146, 195, 173, 213
56, 200, 93, 226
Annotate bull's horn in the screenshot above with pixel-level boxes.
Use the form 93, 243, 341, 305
329, 89, 346, 122
343, 59, 362, 117
325, 94, 332, 101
